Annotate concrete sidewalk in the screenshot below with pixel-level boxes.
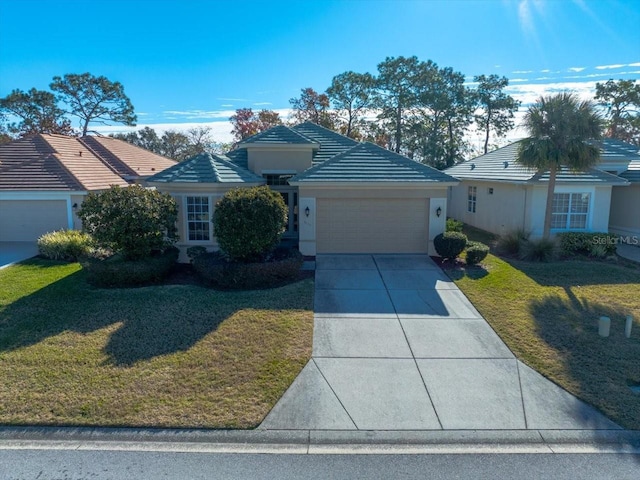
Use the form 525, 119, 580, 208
618, 243, 640, 263
261, 254, 620, 431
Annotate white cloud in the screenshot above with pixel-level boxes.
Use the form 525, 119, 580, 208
512, 70, 533, 74
220, 104, 234, 108
510, 78, 530, 82
216, 97, 248, 102
253, 102, 273, 106
89, 109, 295, 145
162, 109, 236, 120
90, 121, 236, 144
629, 62, 640, 67
568, 67, 585, 72
540, 69, 551, 73
595, 63, 626, 70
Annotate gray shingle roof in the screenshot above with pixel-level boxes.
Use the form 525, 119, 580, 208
225, 148, 248, 169
290, 142, 458, 184
225, 121, 359, 170
621, 160, 640, 182
240, 125, 317, 145
146, 152, 265, 184
597, 138, 640, 165
292, 121, 359, 165
445, 141, 629, 185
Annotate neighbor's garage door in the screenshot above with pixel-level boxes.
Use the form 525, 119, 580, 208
316, 198, 429, 254
0, 200, 68, 242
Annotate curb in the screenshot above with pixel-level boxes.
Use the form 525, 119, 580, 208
1, 427, 639, 454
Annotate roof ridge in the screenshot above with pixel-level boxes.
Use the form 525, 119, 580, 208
293, 121, 359, 144
86, 135, 176, 163
78, 136, 134, 177
239, 124, 317, 145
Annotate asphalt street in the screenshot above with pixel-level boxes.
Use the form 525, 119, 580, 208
1, 450, 639, 480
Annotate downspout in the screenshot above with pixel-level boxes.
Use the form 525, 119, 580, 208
66, 196, 74, 230
522, 186, 528, 232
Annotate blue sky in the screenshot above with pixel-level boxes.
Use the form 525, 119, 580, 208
1, 0, 639, 143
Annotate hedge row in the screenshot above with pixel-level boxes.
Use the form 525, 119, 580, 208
192, 248, 303, 289
81, 247, 179, 287
557, 231, 618, 257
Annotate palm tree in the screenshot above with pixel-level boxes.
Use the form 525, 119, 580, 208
517, 92, 603, 239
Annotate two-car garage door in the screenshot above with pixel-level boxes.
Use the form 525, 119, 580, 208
316, 198, 429, 254
0, 200, 68, 242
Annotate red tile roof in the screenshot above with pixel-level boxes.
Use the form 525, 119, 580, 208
80, 136, 176, 177
0, 134, 176, 191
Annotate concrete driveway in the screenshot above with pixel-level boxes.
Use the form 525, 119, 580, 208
0, 242, 38, 269
261, 254, 620, 431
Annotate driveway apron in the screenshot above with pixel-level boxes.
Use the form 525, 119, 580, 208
261, 254, 620, 431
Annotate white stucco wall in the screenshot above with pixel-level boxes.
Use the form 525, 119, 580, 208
448, 180, 529, 236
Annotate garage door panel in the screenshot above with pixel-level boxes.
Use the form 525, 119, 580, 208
317, 198, 429, 254
0, 200, 68, 242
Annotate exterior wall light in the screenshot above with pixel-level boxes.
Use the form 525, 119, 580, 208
436, 206, 442, 217
305, 206, 310, 217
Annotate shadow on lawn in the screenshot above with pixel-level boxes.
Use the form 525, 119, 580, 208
504, 257, 640, 287
529, 291, 640, 431
0, 266, 267, 366
443, 265, 489, 282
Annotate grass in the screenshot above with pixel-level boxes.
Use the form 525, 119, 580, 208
0, 259, 314, 428
449, 228, 640, 430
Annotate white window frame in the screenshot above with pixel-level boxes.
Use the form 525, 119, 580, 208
185, 195, 212, 243
550, 186, 594, 232
467, 186, 477, 213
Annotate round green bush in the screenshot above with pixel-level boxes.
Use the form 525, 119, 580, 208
37, 229, 94, 261
213, 186, 288, 262
433, 231, 467, 260
77, 185, 178, 260
465, 241, 490, 265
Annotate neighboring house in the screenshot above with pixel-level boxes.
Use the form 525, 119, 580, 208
605, 143, 640, 238
0, 134, 176, 242
147, 122, 458, 258
444, 139, 637, 239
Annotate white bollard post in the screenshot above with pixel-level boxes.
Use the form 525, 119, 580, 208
625, 315, 633, 338
599, 316, 611, 337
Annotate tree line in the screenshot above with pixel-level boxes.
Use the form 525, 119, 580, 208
230, 56, 640, 168
1, 61, 638, 165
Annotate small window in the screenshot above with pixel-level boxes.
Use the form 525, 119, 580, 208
552, 192, 590, 230
467, 186, 477, 213
186, 196, 210, 241
264, 174, 294, 186
487, 187, 494, 195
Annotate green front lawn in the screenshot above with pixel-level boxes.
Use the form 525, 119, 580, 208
0, 260, 313, 428
449, 232, 640, 430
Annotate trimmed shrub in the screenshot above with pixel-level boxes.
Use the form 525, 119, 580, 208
77, 185, 178, 260
465, 241, 490, 265
519, 238, 557, 262
37, 229, 94, 261
557, 231, 618, 257
434, 231, 468, 260
193, 248, 303, 289
81, 247, 179, 287
446, 218, 464, 232
497, 228, 530, 256
186, 246, 207, 263
213, 186, 288, 262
